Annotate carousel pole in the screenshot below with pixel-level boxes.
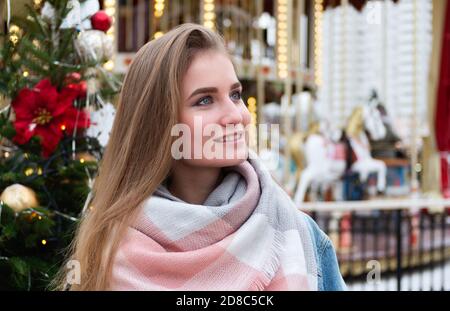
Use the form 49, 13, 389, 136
149, 0, 155, 38
126, 0, 133, 49
313, 0, 324, 128
295, 0, 305, 132
202, 0, 216, 31
328, 1, 334, 128
256, 0, 265, 142
161, 0, 169, 33
411, 0, 419, 195
382, 0, 388, 106
341, 0, 349, 128
314, 0, 324, 93
339, 0, 352, 253
183, 0, 191, 23
200, 0, 205, 25
407, 0, 421, 267
277, 0, 294, 185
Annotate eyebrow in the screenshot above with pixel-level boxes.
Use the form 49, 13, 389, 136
187, 82, 242, 100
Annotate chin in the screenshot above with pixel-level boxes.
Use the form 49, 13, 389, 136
216, 157, 248, 168
186, 146, 249, 168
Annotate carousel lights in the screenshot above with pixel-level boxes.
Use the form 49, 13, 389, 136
203, 0, 216, 30
104, 0, 116, 71
247, 97, 257, 148
154, 0, 165, 18
314, 0, 324, 86
154, 31, 164, 39
277, 0, 288, 79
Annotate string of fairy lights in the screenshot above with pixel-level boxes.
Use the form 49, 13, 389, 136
153, 0, 165, 39
154, 0, 165, 18
276, 0, 288, 79
314, 0, 324, 86
203, 0, 216, 30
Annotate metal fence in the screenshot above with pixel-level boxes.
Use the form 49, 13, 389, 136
300, 199, 450, 291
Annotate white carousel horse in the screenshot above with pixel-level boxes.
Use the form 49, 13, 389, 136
261, 94, 348, 203
259, 94, 311, 190
346, 103, 387, 193
292, 120, 347, 204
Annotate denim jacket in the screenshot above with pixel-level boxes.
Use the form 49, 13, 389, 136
303, 213, 347, 291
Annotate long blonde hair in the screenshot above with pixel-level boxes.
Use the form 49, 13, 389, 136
52, 24, 227, 290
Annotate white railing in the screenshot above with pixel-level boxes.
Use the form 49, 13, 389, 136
299, 198, 450, 212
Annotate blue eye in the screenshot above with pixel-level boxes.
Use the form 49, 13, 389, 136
230, 91, 242, 101
195, 96, 213, 106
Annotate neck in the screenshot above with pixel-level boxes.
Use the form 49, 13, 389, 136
167, 162, 224, 205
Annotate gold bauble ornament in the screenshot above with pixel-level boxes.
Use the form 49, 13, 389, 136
0, 184, 39, 212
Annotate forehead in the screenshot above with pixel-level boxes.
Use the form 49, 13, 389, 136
182, 50, 238, 95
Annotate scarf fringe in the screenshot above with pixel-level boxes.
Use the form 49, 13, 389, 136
249, 230, 286, 291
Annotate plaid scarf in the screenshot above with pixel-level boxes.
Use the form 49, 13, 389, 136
111, 151, 318, 290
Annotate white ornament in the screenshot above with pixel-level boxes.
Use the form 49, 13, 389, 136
40, 0, 100, 30
85, 68, 100, 94
76, 30, 113, 62
102, 35, 114, 60
41, 2, 56, 21
61, 0, 81, 29
87, 103, 116, 147
80, 0, 100, 30
41, 0, 81, 29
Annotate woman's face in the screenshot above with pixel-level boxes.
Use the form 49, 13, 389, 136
177, 50, 251, 167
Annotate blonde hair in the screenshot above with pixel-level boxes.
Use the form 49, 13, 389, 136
52, 24, 227, 290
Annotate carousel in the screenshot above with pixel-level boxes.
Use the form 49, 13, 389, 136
1, 0, 449, 290
104, 0, 450, 289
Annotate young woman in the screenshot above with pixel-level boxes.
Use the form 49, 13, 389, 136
54, 23, 346, 291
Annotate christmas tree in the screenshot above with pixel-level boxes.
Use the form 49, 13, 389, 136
0, 0, 121, 290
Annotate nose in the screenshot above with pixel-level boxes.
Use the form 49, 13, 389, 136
219, 98, 243, 126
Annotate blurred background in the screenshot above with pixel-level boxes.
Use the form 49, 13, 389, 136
0, 0, 449, 291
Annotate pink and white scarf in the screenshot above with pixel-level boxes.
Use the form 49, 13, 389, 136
111, 152, 318, 290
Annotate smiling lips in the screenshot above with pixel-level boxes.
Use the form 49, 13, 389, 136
213, 132, 244, 143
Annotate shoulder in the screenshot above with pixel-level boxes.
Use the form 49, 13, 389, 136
301, 212, 331, 256
300, 211, 347, 291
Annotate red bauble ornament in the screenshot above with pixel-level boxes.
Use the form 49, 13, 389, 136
91, 11, 112, 32
67, 81, 87, 99
64, 72, 82, 84
79, 81, 87, 98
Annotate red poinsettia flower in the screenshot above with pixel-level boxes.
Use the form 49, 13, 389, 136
12, 79, 90, 158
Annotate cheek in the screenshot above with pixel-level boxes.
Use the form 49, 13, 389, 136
241, 105, 252, 126
179, 112, 215, 149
